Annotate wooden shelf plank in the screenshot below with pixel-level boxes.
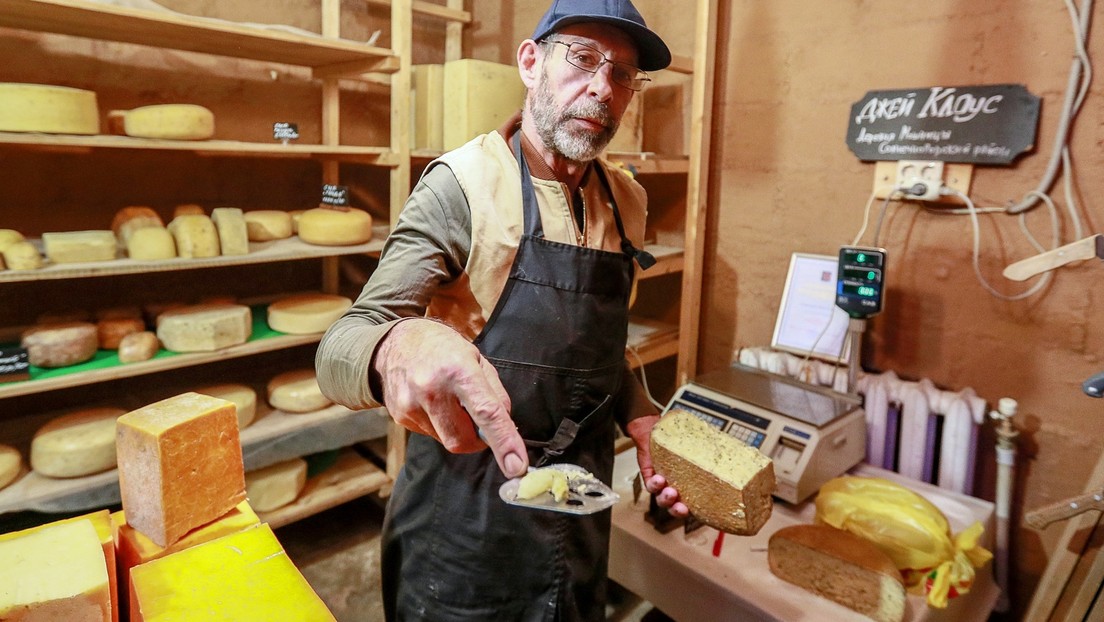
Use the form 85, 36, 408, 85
604, 152, 691, 175
0, 226, 389, 284
0, 132, 396, 163
639, 245, 684, 279
626, 317, 679, 368
0, 0, 396, 72
262, 449, 390, 529
365, 0, 473, 24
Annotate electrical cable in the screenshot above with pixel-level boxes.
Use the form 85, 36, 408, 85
872, 191, 900, 247
625, 345, 667, 411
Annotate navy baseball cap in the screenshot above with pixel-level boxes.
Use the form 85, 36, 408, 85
532, 0, 672, 71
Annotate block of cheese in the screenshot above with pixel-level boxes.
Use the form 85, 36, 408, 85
297, 207, 373, 246
768, 524, 907, 622
0, 443, 24, 491
412, 64, 444, 150
245, 457, 308, 512
126, 226, 176, 260
112, 500, 259, 621
21, 321, 99, 368
196, 383, 258, 428
442, 59, 527, 150
116, 392, 247, 548
167, 214, 219, 258
0, 228, 25, 251
97, 316, 146, 350
156, 303, 251, 352
650, 408, 775, 535
268, 369, 332, 413
211, 207, 249, 256
267, 293, 352, 334
111, 206, 164, 246
31, 407, 125, 478
244, 210, 293, 241
42, 230, 118, 264
129, 523, 336, 622
2, 240, 44, 270
0, 82, 100, 135
0, 518, 111, 621
0, 510, 118, 622
118, 331, 160, 363
113, 104, 215, 140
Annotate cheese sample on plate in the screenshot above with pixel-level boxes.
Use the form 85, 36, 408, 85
0, 518, 111, 622
31, 407, 125, 478
167, 214, 220, 258
0, 82, 99, 135
156, 303, 251, 352
21, 321, 99, 368
268, 369, 332, 413
125, 226, 176, 260
267, 292, 352, 334
650, 408, 776, 535
244, 210, 294, 241
0, 510, 118, 622
211, 207, 249, 256
116, 392, 247, 548
42, 230, 118, 264
196, 382, 258, 428
297, 207, 373, 246
0, 443, 24, 491
245, 457, 308, 512
114, 104, 215, 140
129, 523, 335, 622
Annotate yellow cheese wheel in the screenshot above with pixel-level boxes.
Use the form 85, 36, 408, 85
244, 210, 294, 242
0, 229, 25, 252
267, 293, 352, 334
31, 407, 125, 478
298, 207, 374, 246
42, 230, 117, 264
117, 103, 215, 140
2, 240, 44, 270
268, 369, 332, 414
0, 83, 99, 135
0, 444, 23, 491
126, 226, 176, 260
167, 214, 220, 258
197, 383, 258, 429
245, 457, 308, 512
211, 207, 250, 256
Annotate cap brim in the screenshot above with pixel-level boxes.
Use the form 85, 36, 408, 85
534, 15, 672, 72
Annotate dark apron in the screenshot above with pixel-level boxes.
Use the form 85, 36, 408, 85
381, 134, 652, 621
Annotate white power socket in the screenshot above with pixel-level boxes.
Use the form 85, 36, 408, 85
895, 160, 944, 201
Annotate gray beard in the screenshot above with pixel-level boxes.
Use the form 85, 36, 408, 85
530, 71, 620, 163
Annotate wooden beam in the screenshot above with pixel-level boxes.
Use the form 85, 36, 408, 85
364, 0, 472, 23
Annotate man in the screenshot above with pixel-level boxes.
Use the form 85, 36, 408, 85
316, 1, 687, 619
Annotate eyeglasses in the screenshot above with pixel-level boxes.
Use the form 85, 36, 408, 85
542, 39, 650, 92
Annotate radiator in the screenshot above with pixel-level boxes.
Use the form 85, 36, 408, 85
734, 347, 987, 494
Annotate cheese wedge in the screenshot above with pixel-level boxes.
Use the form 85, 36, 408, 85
0, 444, 24, 491
0, 518, 111, 622
297, 207, 373, 246
268, 369, 332, 413
245, 457, 308, 512
31, 407, 125, 478
115, 104, 215, 140
267, 293, 352, 334
211, 207, 249, 256
196, 383, 258, 429
0, 82, 99, 135
156, 303, 252, 353
129, 523, 335, 622
116, 392, 247, 548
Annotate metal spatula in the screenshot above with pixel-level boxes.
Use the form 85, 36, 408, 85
499, 463, 620, 515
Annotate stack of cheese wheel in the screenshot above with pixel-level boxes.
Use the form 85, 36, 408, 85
0, 82, 99, 135
298, 206, 373, 246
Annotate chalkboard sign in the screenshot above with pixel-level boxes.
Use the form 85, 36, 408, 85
846, 84, 1040, 164
321, 184, 349, 206
0, 346, 29, 383
273, 122, 299, 142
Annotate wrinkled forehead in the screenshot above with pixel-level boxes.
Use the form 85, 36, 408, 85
549, 22, 640, 66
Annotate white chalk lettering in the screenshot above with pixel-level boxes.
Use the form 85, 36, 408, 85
854, 93, 917, 125
917, 87, 1003, 123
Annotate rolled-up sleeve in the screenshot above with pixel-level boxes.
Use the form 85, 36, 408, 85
315, 165, 470, 409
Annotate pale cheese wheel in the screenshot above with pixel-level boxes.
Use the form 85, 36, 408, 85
0, 229, 25, 252
267, 293, 352, 334
0, 83, 99, 135
127, 226, 176, 260
118, 104, 215, 140
211, 207, 250, 256
31, 407, 125, 478
42, 230, 117, 264
298, 207, 373, 246
244, 210, 293, 242
111, 206, 164, 246
21, 322, 99, 368
267, 369, 332, 414
245, 457, 308, 512
97, 316, 146, 350
0, 444, 23, 491
197, 383, 258, 429
168, 214, 220, 258
117, 331, 160, 363
156, 303, 252, 352
2, 240, 44, 270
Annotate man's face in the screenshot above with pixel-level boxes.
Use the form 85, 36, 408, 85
529, 23, 639, 163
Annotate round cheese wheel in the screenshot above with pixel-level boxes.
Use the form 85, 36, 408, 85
117, 331, 160, 363
0, 444, 24, 491
31, 407, 125, 478
168, 214, 220, 258
21, 322, 98, 368
268, 369, 332, 414
245, 457, 308, 512
267, 293, 352, 334
111, 206, 164, 246
197, 383, 258, 429
126, 226, 176, 260
298, 207, 373, 246
288, 210, 305, 234
0, 83, 99, 135
244, 210, 294, 242
119, 103, 215, 140
97, 316, 146, 350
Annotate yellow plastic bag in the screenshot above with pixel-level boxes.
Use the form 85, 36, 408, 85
814, 476, 993, 608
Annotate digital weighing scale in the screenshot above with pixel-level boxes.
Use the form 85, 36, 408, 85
662, 363, 867, 504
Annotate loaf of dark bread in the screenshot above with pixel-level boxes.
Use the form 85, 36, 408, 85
650, 408, 775, 535
768, 524, 906, 622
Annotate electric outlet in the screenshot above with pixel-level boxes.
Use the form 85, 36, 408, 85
871, 160, 973, 204
895, 160, 944, 200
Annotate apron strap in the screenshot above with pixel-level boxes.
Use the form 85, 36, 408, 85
525, 394, 612, 467
513, 131, 545, 239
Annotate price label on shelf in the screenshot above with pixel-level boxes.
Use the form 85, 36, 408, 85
321, 184, 349, 207
0, 347, 30, 384
273, 122, 300, 142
